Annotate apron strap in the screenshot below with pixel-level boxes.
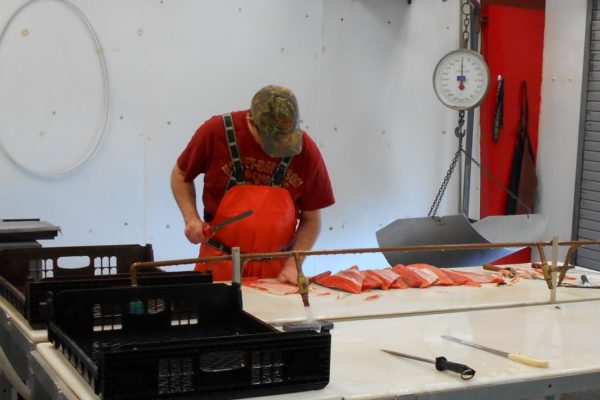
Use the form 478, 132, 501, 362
223, 113, 294, 188
223, 114, 245, 190
269, 156, 294, 187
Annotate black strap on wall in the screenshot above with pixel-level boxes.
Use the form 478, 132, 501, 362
505, 81, 535, 215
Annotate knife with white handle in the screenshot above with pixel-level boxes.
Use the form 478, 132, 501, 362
442, 335, 548, 368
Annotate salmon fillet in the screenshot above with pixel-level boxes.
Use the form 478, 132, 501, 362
359, 269, 385, 290
444, 269, 481, 287
242, 278, 299, 295
391, 264, 430, 288
409, 264, 456, 286
315, 266, 364, 294
450, 270, 505, 284
365, 269, 407, 289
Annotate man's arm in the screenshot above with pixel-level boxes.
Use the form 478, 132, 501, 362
277, 209, 322, 284
170, 164, 208, 244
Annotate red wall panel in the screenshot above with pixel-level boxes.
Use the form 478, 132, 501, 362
479, 0, 545, 262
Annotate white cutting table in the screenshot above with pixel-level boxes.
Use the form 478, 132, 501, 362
30, 300, 600, 400
242, 265, 600, 324
329, 299, 600, 399
8, 264, 600, 399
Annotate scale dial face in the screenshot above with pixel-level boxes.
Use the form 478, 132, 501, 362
433, 49, 490, 111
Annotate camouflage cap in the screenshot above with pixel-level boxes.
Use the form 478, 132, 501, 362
250, 85, 303, 158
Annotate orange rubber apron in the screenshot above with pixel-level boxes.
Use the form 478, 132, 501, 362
195, 113, 296, 281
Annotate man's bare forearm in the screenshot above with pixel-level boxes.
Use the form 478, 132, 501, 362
277, 210, 322, 284
171, 165, 209, 244
170, 165, 201, 224
291, 210, 321, 252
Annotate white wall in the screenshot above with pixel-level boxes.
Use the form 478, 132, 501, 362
0, 0, 585, 274
537, 0, 588, 259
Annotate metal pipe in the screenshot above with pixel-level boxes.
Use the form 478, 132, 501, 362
232, 247, 241, 285
461, 0, 481, 216
129, 239, 600, 286
294, 252, 310, 307
130, 254, 231, 286
550, 236, 559, 303
239, 241, 561, 261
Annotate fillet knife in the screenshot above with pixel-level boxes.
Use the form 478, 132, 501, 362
203, 210, 253, 237
380, 349, 475, 380
442, 335, 548, 368
561, 274, 600, 288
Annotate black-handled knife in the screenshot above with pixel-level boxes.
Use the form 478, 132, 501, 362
203, 210, 253, 237
381, 349, 475, 380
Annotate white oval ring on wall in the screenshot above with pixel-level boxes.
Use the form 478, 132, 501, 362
0, 0, 109, 177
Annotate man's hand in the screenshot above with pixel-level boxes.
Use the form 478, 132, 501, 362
276, 210, 322, 285
277, 258, 299, 285
171, 164, 208, 244
184, 217, 208, 244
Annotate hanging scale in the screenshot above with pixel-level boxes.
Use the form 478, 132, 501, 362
429, 1, 490, 217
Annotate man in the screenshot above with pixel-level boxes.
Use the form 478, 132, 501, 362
171, 85, 335, 283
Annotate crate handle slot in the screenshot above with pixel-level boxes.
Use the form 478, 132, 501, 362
57, 256, 91, 269
198, 350, 246, 372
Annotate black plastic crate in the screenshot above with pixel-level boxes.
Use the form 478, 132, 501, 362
48, 283, 331, 399
0, 244, 153, 323
0, 244, 154, 285
0, 244, 211, 328
26, 271, 213, 329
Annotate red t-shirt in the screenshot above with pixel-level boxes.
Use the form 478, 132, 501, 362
177, 110, 335, 219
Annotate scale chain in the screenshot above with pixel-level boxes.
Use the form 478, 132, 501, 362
429, 110, 533, 216
461, 148, 533, 215
461, 1, 471, 49
428, 111, 465, 217
428, 142, 533, 217
428, 147, 462, 217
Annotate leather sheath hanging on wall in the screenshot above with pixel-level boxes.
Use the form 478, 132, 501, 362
505, 81, 537, 215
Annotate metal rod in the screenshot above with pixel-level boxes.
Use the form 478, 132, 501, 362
461, 0, 480, 216
129, 239, 600, 286
130, 254, 232, 286
232, 247, 241, 284
239, 241, 561, 261
294, 252, 309, 306
458, 137, 463, 214
550, 236, 559, 303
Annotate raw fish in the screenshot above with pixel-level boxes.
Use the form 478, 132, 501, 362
315, 266, 364, 294
243, 278, 299, 295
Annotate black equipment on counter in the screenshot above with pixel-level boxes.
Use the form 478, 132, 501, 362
0, 218, 60, 250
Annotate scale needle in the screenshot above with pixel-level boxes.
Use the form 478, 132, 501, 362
458, 58, 465, 91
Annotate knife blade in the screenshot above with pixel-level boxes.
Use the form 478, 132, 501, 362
380, 349, 475, 380
441, 335, 548, 368
561, 274, 600, 288
483, 263, 516, 278
203, 210, 253, 237
581, 275, 591, 287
